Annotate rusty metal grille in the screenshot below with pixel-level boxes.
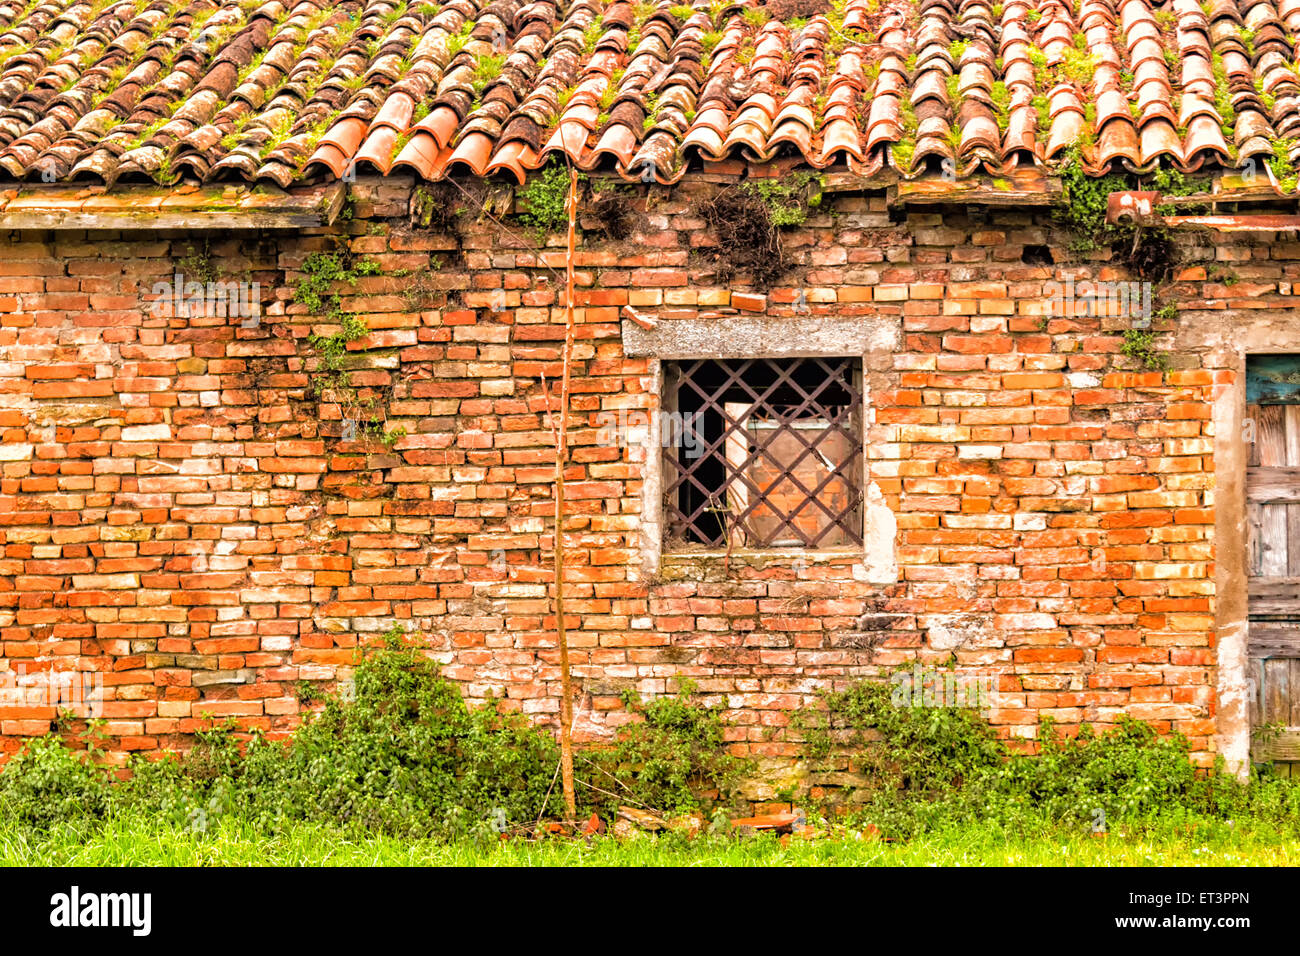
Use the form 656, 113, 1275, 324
663, 357, 864, 549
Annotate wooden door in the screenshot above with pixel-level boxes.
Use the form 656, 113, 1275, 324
1246, 402, 1300, 771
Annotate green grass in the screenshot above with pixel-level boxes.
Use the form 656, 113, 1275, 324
3, 814, 1296, 866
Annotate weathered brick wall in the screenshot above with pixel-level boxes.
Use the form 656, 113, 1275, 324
0, 175, 1239, 773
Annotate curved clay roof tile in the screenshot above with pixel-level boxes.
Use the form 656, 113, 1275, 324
0, 0, 1280, 188
1096, 116, 1142, 167
1184, 114, 1233, 160
1002, 107, 1038, 155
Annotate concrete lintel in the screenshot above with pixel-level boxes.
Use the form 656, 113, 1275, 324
621, 313, 898, 359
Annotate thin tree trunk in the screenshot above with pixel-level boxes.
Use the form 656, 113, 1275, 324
554, 166, 579, 820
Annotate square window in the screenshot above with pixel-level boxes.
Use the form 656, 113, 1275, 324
662, 357, 864, 549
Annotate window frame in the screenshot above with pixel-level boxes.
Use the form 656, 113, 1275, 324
659, 356, 867, 550
621, 311, 897, 581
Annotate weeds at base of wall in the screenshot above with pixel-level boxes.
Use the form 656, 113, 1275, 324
5, 639, 1300, 844
795, 680, 1299, 840
0, 627, 750, 842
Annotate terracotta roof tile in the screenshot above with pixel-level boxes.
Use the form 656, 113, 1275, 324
0, 0, 1295, 191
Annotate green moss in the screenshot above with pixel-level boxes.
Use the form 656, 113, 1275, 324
1062, 39, 1098, 86
129, 117, 167, 150
1268, 137, 1298, 192
1055, 146, 1131, 252
583, 19, 604, 53
1121, 328, 1168, 371
1212, 52, 1236, 131
470, 51, 504, 97
738, 171, 825, 228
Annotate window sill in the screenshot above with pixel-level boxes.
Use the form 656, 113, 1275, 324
660, 547, 865, 564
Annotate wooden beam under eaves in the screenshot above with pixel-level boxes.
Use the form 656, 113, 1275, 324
888, 168, 1063, 207
0, 181, 346, 231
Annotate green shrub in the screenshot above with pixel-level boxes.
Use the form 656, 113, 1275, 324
9, 652, 1300, 845
0, 633, 747, 839
517, 161, 580, 240
0, 733, 114, 829
801, 677, 1004, 792
581, 682, 751, 815
800, 675, 1300, 839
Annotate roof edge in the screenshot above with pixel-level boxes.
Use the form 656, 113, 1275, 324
0, 182, 346, 232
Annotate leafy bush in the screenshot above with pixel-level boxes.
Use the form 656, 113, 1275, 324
0, 733, 114, 829
0, 633, 747, 839
581, 682, 750, 815
994, 717, 1200, 823
802, 677, 1004, 795
188, 633, 562, 838
518, 161, 579, 240
8, 650, 1300, 845
800, 676, 1300, 839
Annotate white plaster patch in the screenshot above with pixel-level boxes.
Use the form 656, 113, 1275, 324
957, 444, 1003, 460
862, 480, 898, 584
924, 613, 993, 651
121, 424, 170, 441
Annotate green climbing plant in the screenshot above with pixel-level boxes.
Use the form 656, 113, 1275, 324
295, 251, 395, 443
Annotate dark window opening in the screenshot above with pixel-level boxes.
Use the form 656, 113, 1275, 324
663, 357, 864, 549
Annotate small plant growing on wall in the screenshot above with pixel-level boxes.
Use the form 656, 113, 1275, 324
295, 248, 404, 447
177, 239, 218, 283
1121, 327, 1168, 371
517, 160, 585, 241
1055, 147, 1198, 284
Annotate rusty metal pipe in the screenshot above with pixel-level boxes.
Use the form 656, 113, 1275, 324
1105, 190, 1300, 231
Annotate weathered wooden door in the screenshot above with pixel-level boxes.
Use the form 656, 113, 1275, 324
1246, 401, 1300, 772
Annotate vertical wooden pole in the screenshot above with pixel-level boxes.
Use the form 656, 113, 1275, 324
554, 166, 579, 820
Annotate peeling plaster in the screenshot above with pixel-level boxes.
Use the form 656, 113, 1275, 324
924, 613, 995, 651
862, 477, 897, 584
1177, 309, 1289, 779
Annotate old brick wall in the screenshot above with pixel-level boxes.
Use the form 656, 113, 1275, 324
0, 174, 1239, 773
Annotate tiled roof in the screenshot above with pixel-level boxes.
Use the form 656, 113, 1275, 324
0, 0, 1295, 190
